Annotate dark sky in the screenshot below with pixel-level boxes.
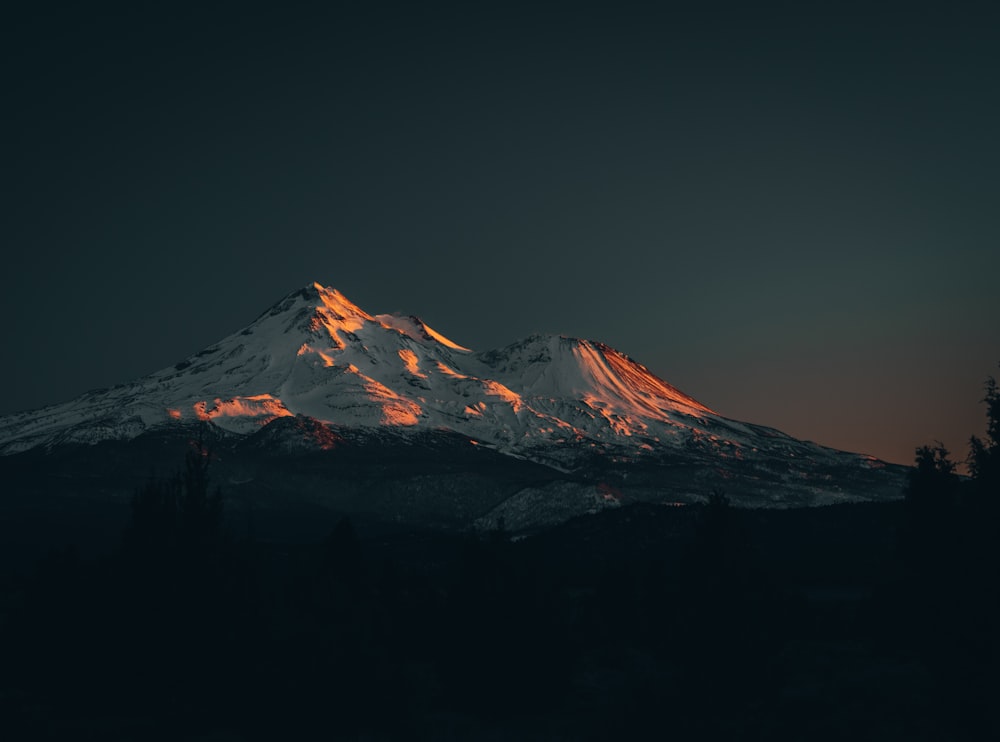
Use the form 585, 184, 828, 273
3, 2, 998, 467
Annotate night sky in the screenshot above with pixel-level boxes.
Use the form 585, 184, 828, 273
3, 2, 998, 468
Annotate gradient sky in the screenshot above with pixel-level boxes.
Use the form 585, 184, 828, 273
3, 2, 998, 468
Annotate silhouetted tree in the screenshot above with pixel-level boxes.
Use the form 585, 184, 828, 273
901, 443, 960, 571
968, 374, 1000, 504
887, 368, 1000, 740
907, 443, 959, 505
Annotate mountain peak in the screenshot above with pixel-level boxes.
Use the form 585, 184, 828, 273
307, 283, 371, 320
295, 282, 471, 352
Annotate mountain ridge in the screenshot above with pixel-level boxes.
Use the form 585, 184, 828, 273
0, 282, 907, 518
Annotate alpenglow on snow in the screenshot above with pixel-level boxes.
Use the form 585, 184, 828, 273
0, 282, 903, 508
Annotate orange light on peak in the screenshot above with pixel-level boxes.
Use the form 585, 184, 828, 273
374, 313, 471, 352
422, 323, 471, 352
355, 372, 422, 426
380, 406, 421, 426
435, 361, 468, 379
167, 408, 182, 420
298, 343, 336, 367
292, 418, 342, 451
316, 286, 374, 321
192, 395, 293, 424
481, 380, 523, 411
397, 349, 426, 378
295, 343, 343, 368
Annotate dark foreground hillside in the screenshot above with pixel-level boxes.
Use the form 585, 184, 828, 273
1, 453, 997, 742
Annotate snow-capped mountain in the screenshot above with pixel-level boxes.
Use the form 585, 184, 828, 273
0, 282, 906, 522
0, 282, 718, 454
